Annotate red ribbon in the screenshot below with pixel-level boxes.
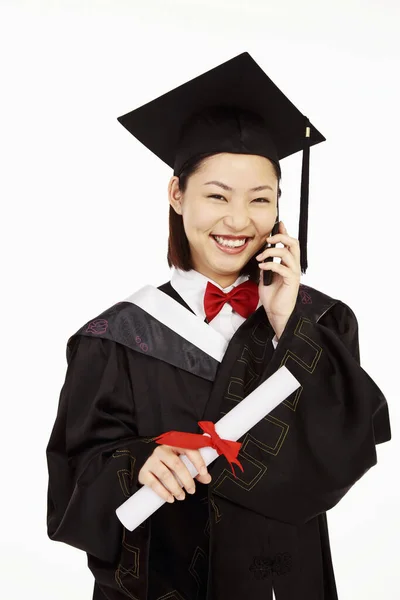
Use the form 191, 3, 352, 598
154, 421, 244, 478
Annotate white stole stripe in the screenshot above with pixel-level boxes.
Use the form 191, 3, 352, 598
124, 285, 228, 363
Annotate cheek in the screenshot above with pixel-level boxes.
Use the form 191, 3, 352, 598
183, 204, 218, 233
253, 212, 276, 237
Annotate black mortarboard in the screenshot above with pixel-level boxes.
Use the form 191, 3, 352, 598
117, 52, 326, 273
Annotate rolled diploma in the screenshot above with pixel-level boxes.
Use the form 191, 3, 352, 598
116, 364, 300, 531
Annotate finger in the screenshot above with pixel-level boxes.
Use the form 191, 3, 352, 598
183, 449, 209, 477
258, 261, 296, 279
256, 247, 298, 271
195, 472, 212, 484
153, 461, 187, 500
153, 445, 194, 494
255, 237, 299, 260
163, 453, 197, 495
265, 233, 300, 254
140, 471, 175, 503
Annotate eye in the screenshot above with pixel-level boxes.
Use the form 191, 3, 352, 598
208, 194, 227, 201
252, 198, 270, 203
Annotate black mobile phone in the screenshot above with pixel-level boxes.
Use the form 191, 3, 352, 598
262, 220, 280, 286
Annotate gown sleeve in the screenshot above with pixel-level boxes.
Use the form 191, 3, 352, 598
274, 300, 391, 522
209, 300, 391, 525
46, 334, 159, 564
317, 300, 390, 445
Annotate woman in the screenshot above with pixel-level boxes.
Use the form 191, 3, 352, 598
46, 53, 391, 600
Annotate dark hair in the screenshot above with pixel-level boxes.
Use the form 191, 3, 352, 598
167, 152, 282, 284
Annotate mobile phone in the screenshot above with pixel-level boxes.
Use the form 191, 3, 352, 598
262, 220, 280, 286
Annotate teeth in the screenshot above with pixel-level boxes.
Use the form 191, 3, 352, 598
214, 235, 247, 248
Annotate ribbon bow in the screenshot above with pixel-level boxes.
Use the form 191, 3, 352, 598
154, 421, 244, 477
203, 280, 259, 322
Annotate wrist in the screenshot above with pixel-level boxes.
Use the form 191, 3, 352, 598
267, 316, 290, 340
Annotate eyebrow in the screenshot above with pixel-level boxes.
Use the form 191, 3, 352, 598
204, 180, 273, 192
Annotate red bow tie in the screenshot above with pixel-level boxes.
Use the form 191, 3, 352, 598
203, 280, 259, 322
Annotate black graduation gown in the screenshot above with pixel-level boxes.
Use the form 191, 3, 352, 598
46, 281, 391, 600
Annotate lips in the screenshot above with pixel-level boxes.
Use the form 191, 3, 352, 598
210, 234, 251, 254
212, 235, 250, 240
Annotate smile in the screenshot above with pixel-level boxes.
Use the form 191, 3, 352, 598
210, 234, 251, 254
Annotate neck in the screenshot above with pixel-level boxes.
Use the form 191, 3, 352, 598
196, 269, 241, 289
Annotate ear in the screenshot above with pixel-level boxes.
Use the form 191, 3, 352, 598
168, 176, 183, 215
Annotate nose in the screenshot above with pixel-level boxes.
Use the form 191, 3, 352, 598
222, 204, 251, 232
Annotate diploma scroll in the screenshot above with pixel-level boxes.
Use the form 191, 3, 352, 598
116, 365, 300, 532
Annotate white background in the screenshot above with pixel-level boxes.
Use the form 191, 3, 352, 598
0, 0, 398, 598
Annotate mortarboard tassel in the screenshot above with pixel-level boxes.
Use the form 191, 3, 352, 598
298, 117, 311, 274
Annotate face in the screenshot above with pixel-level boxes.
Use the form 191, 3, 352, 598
168, 153, 278, 288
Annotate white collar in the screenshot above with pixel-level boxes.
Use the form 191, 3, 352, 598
170, 267, 251, 319
124, 284, 228, 361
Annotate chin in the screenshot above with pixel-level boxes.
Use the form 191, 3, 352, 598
210, 256, 250, 274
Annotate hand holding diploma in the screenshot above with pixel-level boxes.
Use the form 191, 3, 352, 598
116, 365, 300, 532
138, 443, 213, 503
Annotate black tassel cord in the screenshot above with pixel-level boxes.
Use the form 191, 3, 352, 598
298, 117, 311, 274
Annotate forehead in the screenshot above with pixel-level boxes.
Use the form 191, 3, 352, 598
195, 153, 277, 181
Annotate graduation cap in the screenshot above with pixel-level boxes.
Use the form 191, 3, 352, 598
117, 52, 326, 273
